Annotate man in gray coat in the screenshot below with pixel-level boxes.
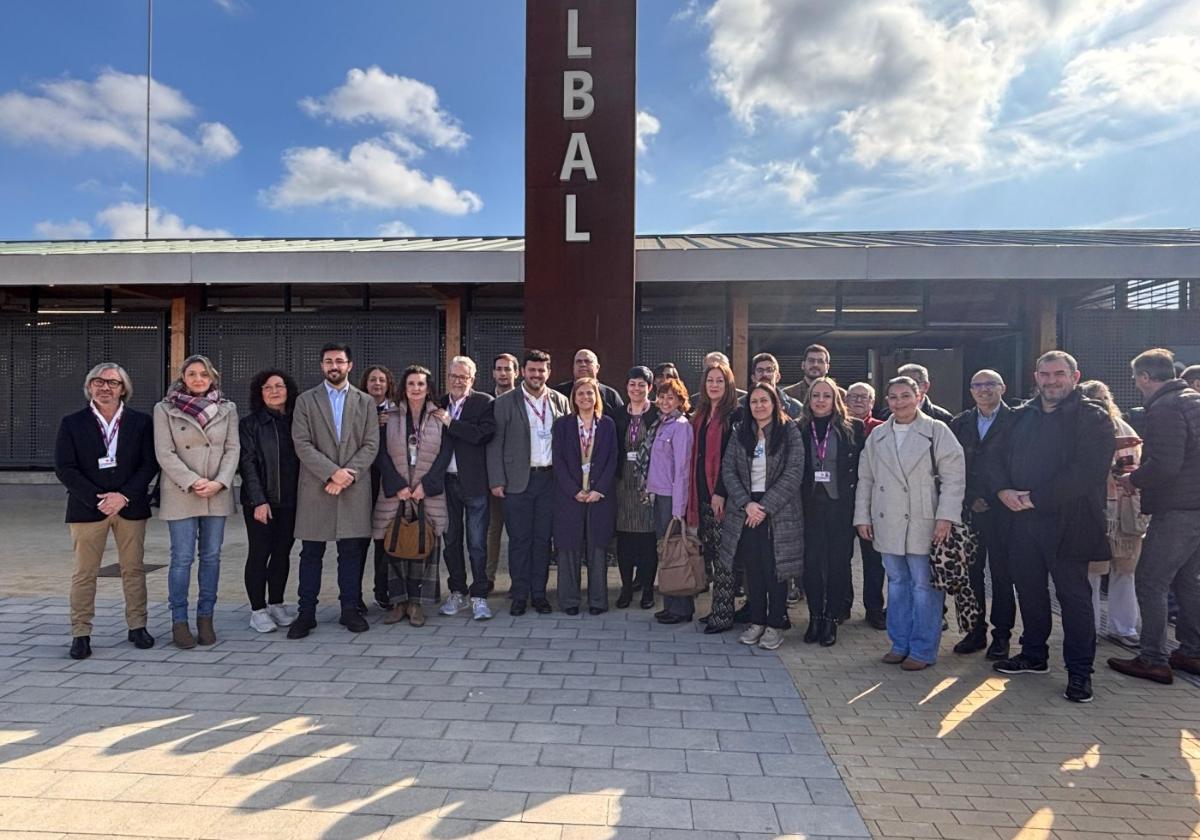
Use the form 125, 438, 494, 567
289, 343, 379, 637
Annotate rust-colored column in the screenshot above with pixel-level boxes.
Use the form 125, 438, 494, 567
524, 0, 637, 381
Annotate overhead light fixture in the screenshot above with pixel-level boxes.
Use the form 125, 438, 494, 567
815, 307, 921, 314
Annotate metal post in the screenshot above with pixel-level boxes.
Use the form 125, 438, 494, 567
144, 0, 153, 240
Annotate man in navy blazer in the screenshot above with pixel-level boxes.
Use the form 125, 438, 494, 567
435, 356, 497, 621
54, 363, 160, 660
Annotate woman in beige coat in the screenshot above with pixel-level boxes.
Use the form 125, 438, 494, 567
854, 376, 965, 670
153, 355, 240, 649
371, 365, 451, 626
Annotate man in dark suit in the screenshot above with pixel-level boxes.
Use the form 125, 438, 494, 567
742, 352, 803, 419
54, 362, 160, 660
949, 370, 1018, 659
552, 348, 624, 415
488, 349, 570, 615
436, 355, 497, 621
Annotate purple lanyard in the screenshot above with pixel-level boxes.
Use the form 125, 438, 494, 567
811, 422, 831, 465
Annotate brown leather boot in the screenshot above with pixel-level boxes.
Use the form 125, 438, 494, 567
172, 622, 196, 650
1169, 650, 1200, 676
383, 604, 408, 625
196, 616, 216, 646
407, 602, 426, 627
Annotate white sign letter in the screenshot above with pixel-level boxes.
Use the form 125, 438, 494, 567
567, 9, 592, 58
563, 71, 594, 120
560, 132, 598, 182
565, 194, 590, 242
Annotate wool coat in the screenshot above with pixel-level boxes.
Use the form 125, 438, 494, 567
718, 420, 806, 582
153, 400, 240, 521
551, 413, 618, 552
292, 383, 379, 541
853, 414, 966, 557
371, 401, 451, 539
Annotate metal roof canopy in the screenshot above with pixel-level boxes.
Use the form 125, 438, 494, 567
1, 230, 1197, 287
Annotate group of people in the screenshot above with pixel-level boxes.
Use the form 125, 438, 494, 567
54, 341, 1200, 706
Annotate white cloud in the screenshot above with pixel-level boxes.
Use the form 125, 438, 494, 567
0, 70, 239, 171
300, 66, 468, 151
262, 138, 483, 214
693, 157, 817, 207
636, 110, 661, 154
33, 219, 94, 240
1056, 35, 1200, 112
378, 220, 417, 237
96, 202, 231, 238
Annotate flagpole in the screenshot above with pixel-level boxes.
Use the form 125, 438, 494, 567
144, 0, 153, 239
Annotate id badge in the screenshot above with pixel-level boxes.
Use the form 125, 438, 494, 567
582, 463, 591, 474
408, 450, 418, 467
815, 470, 832, 483
98, 456, 117, 470
626, 451, 637, 462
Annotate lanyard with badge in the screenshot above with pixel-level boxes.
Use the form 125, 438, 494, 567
92, 403, 123, 469
811, 422, 832, 483
525, 393, 552, 440
407, 405, 428, 467
449, 395, 467, 422
626, 413, 642, 462
578, 418, 596, 476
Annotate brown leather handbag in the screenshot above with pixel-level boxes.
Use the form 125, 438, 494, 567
382, 500, 436, 560
656, 517, 706, 597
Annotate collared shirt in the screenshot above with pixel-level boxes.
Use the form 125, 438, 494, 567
523, 386, 554, 467
446, 393, 468, 474
976, 408, 997, 441
90, 401, 124, 460
325, 380, 349, 442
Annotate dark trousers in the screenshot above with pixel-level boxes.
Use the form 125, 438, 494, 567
1136, 509, 1200, 666
505, 468, 554, 603
298, 537, 370, 614
974, 507, 1016, 638
358, 536, 390, 607
856, 536, 885, 612
738, 497, 788, 629
1009, 513, 1095, 676
617, 531, 657, 590
243, 506, 295, 611
444, 473, 491, 598
802, 493, 854, 618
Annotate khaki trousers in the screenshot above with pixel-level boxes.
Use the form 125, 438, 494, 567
69, 516, 148, 637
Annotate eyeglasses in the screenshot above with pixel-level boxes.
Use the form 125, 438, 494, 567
261, 383, 287, 391
970, 382, 1001, 390
846, 393, 871, 401
90, 378, 122, 389
754, 366, 777, 375
448, 373, 472, 382
322, 359, 350, 367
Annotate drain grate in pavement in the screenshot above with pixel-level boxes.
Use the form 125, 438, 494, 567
98, 563, 165, 577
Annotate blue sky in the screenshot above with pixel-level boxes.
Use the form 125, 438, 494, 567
1, 0, 1197, 240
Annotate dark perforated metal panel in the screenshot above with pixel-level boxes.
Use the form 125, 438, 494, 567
465, 312, 524, 395
637, 313, 727, 394
192, 312, 440, 414
0, 313, 166, 467
1063, 310, 1200, 411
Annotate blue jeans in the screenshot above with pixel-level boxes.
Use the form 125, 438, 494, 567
882, 553, 945, 664
444, 474, 491, 598
298, 538, 370, 613
167, 516, 226, 623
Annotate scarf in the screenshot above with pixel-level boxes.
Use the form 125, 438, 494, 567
686, 409, 727, 528
636, 408, 679, 505
165, 383, 224, 428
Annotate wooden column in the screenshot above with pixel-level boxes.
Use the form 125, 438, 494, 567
731, 289, 749, 387
1022, 285, 1059, 387
444, 295, 463, 363
169, 289, 201, 383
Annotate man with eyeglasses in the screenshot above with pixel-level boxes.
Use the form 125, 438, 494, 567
289, 342, 379, 637
486, 354, 520, 592
436, 356, 497, 621
783, 344, 831, 404
743, 352, 802, 419
54, 363, 159, 660
950, 370, 1018, 659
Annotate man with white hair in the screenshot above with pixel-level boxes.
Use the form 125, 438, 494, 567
845, 381, 886, 629
55, 362, 160, 660
893, 363, 953, 425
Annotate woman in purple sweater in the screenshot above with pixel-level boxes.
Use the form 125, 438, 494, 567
646, 377, 695, 624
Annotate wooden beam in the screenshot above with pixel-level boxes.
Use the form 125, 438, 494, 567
731, 289, 749, 389
170, 296, 188, 377
1022, 285, 1059, 385
444, 295, 463, 364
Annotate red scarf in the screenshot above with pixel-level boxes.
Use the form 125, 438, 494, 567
687, 409, 727, 528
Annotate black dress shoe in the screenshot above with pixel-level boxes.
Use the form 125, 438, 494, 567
703, 623, 730, 635
953, 625, 988, 655
655, 608, 670, 619
865, 609, 887, 631
69, 636, 91, 660
657, 613, 691, 625
819, 618, 838, 647
564, 607, 580, 616
698, 614, 711, 625
356, 600, 369, 615
616, 587, 633, 609
804, 616, 822, 644
589, 607, 607, 616
986, 636, 1010, 660
532, 599, 553, 615
339, 607, 369, 633
287, 612, 317, 639
510, 600, 527, 616
127, 627, 155, 649
375, 598, 391, 611
640, 591, 655, 609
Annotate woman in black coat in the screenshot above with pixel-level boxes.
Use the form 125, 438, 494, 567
799, 377, 865, 647
238, 369, 301, 634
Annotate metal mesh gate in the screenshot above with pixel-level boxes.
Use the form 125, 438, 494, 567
637, 313, 727, 393
465, 312, 524, 395
0, 313, 166, 468
192, 312, 441, 413
1063, 310, 1200, 411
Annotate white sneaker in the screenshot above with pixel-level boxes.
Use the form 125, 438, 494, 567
739, 624, 766, 645
440, 592, 468, 616
758, 627, 784, 650
471, 597, 493, 621
249, 609, 277, 634
266, 604, 295, 627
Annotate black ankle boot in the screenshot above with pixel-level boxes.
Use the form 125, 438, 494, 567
616, 585, 633, 609
819, 616, 838, 647
804, 615, 822, 644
